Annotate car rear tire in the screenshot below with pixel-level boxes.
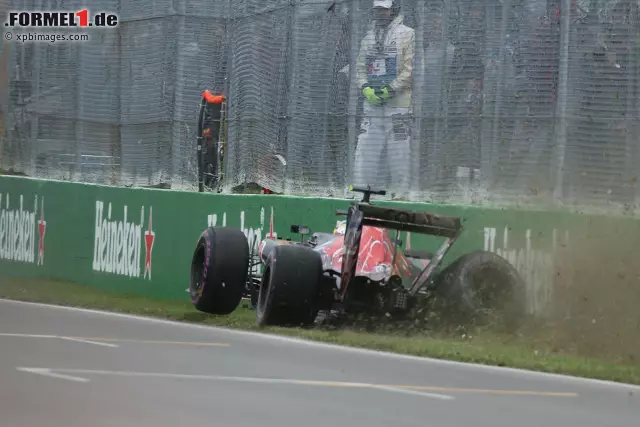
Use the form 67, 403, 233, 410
433, 250, 526, 329
190, 227, 249, 315
256, 245, 323, 327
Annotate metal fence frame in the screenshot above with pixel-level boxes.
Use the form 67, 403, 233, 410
1, 0, 639, 213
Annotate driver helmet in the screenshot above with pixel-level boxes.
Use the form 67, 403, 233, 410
334, 220, 347, 235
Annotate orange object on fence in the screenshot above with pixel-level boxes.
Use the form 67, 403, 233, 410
202, 90, 225, 104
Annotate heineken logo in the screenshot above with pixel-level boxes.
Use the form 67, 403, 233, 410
0, 193, 46, 265
92, 200, 155, 279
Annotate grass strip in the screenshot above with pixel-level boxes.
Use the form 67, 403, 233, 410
1, 277, 639, 385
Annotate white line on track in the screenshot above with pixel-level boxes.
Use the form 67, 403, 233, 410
59, 337, 119, 348
16, 367, 90, 383
14, 367, 455, 400
3, 298, 640, 391
0, 333, 59, 339
372, 385, 454, 400
0, 332, 119, 348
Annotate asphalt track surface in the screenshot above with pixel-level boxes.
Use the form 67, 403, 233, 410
1, 299, 639, 427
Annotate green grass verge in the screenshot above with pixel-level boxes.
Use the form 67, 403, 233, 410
1, 277, 639, 385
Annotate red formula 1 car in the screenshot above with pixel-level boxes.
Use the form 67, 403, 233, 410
189, 187, 526, 328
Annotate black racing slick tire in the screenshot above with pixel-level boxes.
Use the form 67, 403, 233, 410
433, 250, 526, 329
256, 245, 323, 327
190, 227, 249, 315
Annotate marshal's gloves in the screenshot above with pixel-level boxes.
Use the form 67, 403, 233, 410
362, 86, 381, 105
377, 86, 394, 100
362, 85, 395, 105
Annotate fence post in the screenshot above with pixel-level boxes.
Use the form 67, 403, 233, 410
551, 0, 571, 204
29, 45, 40, 178
345, 0, 361, 198
631, 19, 640, 209
221, 0, 233, 192
73, 15, 83, 182
0, 0, 8, 167
172, 0, 186, 188
115, 0, 123, 186
486, 0, 511, 194
411, 0, 425, 201
281, 0, 295, 194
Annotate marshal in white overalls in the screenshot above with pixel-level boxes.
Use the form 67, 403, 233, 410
353, 11, 415, 197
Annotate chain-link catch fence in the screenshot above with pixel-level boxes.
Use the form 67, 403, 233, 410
1, 0, 639, 212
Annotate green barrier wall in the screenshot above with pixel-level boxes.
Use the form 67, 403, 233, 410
1, 175, 639, 318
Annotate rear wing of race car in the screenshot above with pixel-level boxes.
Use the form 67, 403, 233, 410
336, 186, 462, 237
356, 204, 461, 238
337, 186, 463, 298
